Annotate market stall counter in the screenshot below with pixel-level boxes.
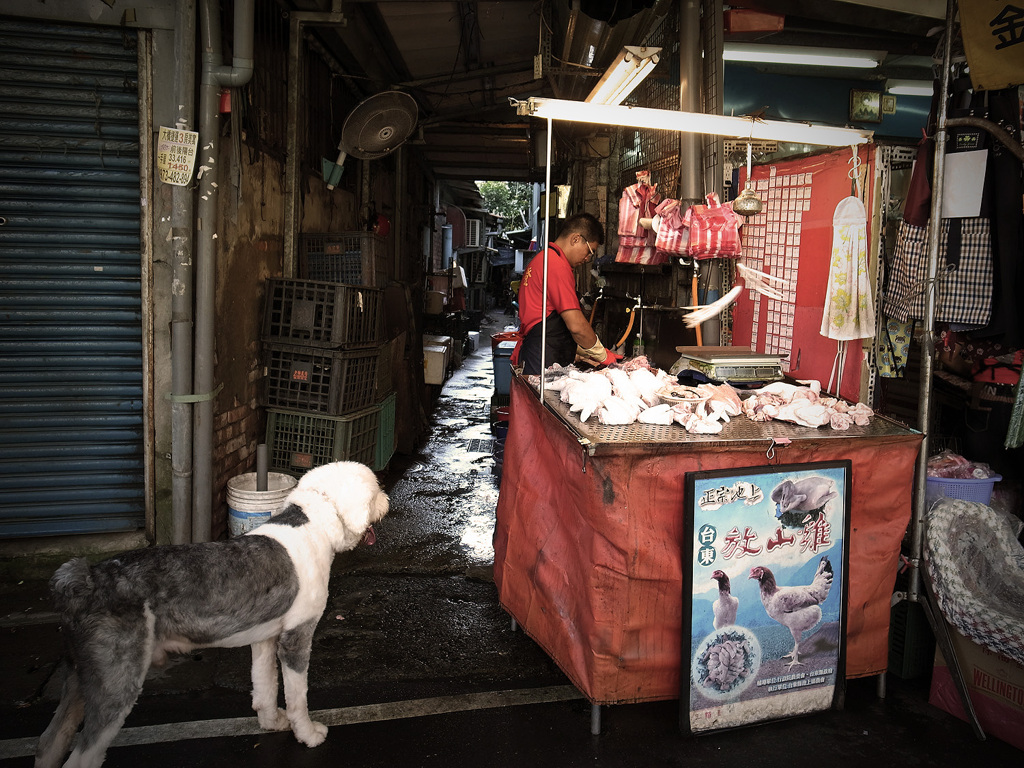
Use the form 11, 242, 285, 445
494, 373, 922, 705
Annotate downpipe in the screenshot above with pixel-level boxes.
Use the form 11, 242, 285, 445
170, 0, 197, 545
192, 0, 255, 542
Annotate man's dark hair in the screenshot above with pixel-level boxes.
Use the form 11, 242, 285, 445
558, 212, 605, 246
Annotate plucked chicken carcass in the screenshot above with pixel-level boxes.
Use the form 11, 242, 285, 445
749, 556, 833, 669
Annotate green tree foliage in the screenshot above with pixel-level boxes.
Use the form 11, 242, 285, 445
477, 181, 532, 227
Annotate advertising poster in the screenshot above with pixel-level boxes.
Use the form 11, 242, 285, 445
682, 461, 850, 734
157, 126, 199, 186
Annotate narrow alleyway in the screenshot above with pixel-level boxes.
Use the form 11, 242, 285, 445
0, 311, 1021, 765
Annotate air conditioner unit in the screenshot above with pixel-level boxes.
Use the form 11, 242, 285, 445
466, 219, 483, 248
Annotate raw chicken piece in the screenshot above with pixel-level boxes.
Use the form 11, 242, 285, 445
689, 416, 725, 434
629, 367, 667, 408
637, 403, 674, 425
603, 368, 648, 412
672, 407, 724, 434
561, 374, 613, 422
621, 355, 653, 372
598, 396, 641, 425
850, 403, 873, 426
707, 383, 743, 416
757, 381, 819, 403
830, 411, 854, 430
703, 400, 732, 423
790, 402, 831, 428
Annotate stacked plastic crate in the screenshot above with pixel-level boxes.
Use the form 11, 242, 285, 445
261, 272, 396, 476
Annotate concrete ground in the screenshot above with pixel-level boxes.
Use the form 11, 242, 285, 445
0, 311, 1020, 766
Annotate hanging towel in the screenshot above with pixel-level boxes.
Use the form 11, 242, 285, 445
821, 196, 875, 341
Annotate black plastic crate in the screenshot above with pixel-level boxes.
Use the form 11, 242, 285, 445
888, 599, 935, 679
263, 278, 384, 349
262, 342, 379, 415
266, 406, 380, 476
299, 232, 388, 287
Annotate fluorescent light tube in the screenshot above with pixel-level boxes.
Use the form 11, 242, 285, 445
724, 43, 883, 69
516, 97, 873, 146
586, 46, 662, 106
886, 79, 933, 96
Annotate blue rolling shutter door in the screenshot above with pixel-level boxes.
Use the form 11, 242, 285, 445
0, 18, 145, 537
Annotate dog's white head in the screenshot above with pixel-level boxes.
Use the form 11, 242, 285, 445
285, 461, 389, 551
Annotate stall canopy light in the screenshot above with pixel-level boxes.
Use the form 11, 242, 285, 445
886, 79, 934, 96
586, 46, 662, 105
516, 97, 874, 147
724, 43, 884, 69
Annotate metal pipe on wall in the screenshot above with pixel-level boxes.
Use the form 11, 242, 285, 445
442, 225, 453, 270
699, 0, 725, 345
170, 0, 197, 545
193, 0, 255, 542
678, 0, 703, 203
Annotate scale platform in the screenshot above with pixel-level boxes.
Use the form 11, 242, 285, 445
674, 346, 785, 383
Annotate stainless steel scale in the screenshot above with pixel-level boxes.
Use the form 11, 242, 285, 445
674, 346, 785, 384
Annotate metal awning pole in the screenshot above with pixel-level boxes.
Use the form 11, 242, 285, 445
538, 117, 553, 403
908, 0, 955, 603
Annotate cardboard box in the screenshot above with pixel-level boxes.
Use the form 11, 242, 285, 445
929, 626, 1024, 751
724, 9, 784, 34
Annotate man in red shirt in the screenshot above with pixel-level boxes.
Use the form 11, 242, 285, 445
513, 213, 621, 374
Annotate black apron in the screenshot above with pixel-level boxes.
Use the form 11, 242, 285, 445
519, 312, 576, 375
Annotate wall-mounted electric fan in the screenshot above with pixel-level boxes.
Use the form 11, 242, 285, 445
323, 90, 419, 189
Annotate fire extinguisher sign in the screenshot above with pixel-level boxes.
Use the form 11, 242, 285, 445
157, 126, 199, 186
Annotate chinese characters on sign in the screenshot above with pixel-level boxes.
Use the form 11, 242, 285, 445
958, 0, 1024, 90
157, 126, 199, 186
682, 462, 850, 735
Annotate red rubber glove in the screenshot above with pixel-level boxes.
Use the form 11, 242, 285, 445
600, 348, 623, 366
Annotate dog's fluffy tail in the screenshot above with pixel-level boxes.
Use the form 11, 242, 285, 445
49, 558, 95, 619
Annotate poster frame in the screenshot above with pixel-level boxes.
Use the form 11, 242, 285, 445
680, 460, 852, 735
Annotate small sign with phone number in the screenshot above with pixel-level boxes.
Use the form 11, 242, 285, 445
157, 126, 199, 186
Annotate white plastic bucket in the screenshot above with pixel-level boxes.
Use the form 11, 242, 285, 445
227, 472, 298, 537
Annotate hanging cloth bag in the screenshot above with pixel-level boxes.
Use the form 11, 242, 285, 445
651, 198, 688, 261
821, 196, 876, 341
682, 193, 743, 260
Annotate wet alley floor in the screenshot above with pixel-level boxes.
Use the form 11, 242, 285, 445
0, 312, 1020, 766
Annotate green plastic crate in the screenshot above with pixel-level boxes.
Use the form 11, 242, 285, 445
266, 405, 381, 476
373, 393, 397, 471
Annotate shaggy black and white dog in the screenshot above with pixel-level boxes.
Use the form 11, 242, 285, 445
35, 461, 389, 768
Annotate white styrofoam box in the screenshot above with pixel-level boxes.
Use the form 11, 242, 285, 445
467, 331, 480, 352
423, 345, 447, 385
424, 334, 452, 350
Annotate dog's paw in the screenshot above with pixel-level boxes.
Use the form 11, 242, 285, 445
294, 719, 328, 747
255, 707, 290, 731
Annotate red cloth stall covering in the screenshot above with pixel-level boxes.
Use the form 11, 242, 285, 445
494, 376, 922, 705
